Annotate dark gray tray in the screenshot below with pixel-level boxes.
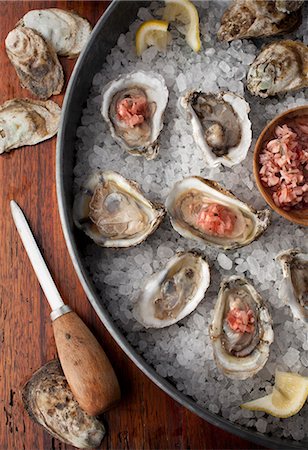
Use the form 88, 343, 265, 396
56, 2, 306, 448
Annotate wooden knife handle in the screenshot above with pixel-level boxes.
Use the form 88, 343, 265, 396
52, 311, 121, 416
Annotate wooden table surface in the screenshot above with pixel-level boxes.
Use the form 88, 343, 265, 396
0, 2, 268, 449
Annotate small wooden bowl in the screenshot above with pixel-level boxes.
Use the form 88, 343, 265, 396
253, 105, 308, 227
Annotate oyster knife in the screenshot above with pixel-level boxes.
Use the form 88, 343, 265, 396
10, 200, 120, 416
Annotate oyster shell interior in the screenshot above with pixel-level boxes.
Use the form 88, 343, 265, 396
210, 276, 274, 380
277, 249, 308, 323
19, 8, 92, 58
0, 98, 61, 154
109, 87, 156, 148
101, 71, 168, 159
134, 252, 210, 328
166, 177, 270, 250
73, 171, 165, 248
218, 0, 302, 41
22, 360, 105, 449
180, 91, 251, 168
247, 40, 308, 98
5, 27, 64, 99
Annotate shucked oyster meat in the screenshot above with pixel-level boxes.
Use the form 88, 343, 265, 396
277, 249, 308, 324
210, 276, 274, 380
19, 9, 92, 58
23, 360, 105, 449
5, 27, 64, 99
101, 71, 168, 159
166, 177, 270, 250
0, 98, 61, 154
179, 91, 252, 168
247, 40, 308, 98
134, 252, 210, 328
73, 171, 165, 248
218, 0, 302, 41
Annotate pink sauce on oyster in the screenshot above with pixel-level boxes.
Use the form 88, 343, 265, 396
195, 204, 237, 237
227, 306, 255, 334
259, 116, 308, 210
116, 94, 148, 127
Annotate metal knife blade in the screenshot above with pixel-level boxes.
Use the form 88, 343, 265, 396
10, 200, 64, 312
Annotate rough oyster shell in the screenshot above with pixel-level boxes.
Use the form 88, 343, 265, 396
5, 27, 64, 99
19, 9, 92, 58
209, 276, 274, 380
134, 252, 210, 328
101, 71, 168, 159
247, 40, 308, 98
166, 177, 271, 250
0, 98, 61, 154
73, 170, 166, 248
277, 249, 308, 324
275, 0, 304, 13
22, 360, 105, 449
179, 91, 252, 168
218, 0, 302, 41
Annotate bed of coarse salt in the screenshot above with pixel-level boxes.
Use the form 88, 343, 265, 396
73, 1, 308, 442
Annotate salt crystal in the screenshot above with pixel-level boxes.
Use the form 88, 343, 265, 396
157, 245, 174, 259
218, 60, 230, 74
176, 73, 187, 92
137, 7, 153, 21
282, 348, 300, 367
256, 418, 267, 434
217, 253, 233, 270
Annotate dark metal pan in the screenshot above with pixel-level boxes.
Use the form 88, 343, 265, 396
56, 2, 307, 448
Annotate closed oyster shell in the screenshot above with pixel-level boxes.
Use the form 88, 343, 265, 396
73, 171, 166, 248
22, 360, 105, 449
19, 9, 92, 58
277, 249, 308, 324
166, 177, 271, 250
5, 27, 64, 99
0, 98, 61, 154
179, 91, 252, 168
275, 0, 304, 13
101, 71, 168, 159
218, 0, 302, 41
134, 252, 210, 328
209, 276, 274, 380
247, 40, 308, 98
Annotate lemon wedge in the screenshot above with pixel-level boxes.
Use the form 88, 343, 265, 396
241, 371, 308, 418
136, 20, 170, 56
163, 0, 201, 52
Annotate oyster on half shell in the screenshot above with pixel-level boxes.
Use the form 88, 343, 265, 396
73, 171, 165, 248
134, 252, 210, 328
23, 360, 105, 449
218, 0, 302, 41
101, 71, 168, 159
209, 276, 274, 380
277, 249, 308, 324
5, 27, 64, 99
247, 40, 308, 98
19, 8, 92, 58
166, 177, 270, 250
0, 98, 61, 154
179, 91, 252, 168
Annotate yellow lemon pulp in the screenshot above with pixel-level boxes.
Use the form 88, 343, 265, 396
163, 0, 201, 52
241, 371, 308, 418
136, 20, 169, 56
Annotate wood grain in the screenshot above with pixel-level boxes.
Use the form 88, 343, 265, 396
53, 311, 121, 415
0, 2, 267, 449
